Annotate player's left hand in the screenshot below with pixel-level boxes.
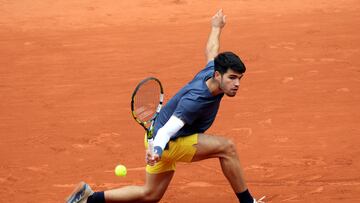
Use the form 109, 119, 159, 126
146, 149, 161, 166
211, 9, 226, 28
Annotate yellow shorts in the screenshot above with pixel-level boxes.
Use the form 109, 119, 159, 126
144, 134, 198, 174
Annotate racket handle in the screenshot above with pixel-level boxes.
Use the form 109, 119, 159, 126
148, 138, 154, 156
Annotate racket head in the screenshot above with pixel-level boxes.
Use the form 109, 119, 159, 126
131, 77, 164, 138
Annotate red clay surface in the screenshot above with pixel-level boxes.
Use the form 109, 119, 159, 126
0, 0, 359, 202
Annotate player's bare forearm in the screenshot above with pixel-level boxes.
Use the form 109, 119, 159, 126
206, 27, 222, 62
206, 9, 226, 62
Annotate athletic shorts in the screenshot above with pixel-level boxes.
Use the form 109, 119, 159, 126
144, 134, 198, 174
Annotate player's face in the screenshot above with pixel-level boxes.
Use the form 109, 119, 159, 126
219, 69, 243, 97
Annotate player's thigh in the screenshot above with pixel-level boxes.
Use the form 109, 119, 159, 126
144, 170, 174, 199
191, 133, 233, 162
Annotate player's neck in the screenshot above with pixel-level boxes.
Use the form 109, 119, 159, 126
206, 77, 223, 96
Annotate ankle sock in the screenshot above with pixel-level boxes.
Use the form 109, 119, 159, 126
87, 192, 105, 203
236, 189, 253, 203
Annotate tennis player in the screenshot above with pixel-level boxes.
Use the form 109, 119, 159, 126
66, 9, 264, 203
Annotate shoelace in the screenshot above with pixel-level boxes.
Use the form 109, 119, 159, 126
69, 186, 86, 203
255, 196, 266, 203
71, 195, 84, 203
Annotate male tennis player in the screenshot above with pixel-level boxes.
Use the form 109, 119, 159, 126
66, 9, 264, 203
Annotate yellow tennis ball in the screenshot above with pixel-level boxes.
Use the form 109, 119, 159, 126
115, 165, 127, 177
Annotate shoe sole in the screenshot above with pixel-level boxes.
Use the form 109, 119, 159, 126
65, 181, 86, 203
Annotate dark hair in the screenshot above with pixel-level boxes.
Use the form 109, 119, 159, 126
214, 52, 246, 75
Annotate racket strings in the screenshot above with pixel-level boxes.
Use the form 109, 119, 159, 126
134, 80, 161, 123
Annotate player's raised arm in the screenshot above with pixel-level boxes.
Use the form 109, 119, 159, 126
205, 9, 226, 62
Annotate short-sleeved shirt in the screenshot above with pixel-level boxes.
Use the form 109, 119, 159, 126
153, 60, 224, 140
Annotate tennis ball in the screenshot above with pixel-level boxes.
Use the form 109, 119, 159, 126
114, 165, 127, 177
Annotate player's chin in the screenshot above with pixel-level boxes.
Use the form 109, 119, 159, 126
225, 91, 237, 97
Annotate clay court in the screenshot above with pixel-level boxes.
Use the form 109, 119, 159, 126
0, 0, 359, 202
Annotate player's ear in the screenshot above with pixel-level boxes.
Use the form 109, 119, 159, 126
214, 70, 222, 80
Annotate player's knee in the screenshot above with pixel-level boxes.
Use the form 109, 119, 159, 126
220, 139, 237, 157
142, 187, 163, 202
143, 194, 162, 203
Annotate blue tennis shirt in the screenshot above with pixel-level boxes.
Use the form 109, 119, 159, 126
153, 60, 224, 140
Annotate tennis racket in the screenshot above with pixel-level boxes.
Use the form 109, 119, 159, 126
131, 77, 164, 156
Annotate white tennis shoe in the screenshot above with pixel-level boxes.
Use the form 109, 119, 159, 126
66, 181, 94, 203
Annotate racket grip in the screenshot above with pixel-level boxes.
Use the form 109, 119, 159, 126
148, 138, 154, 156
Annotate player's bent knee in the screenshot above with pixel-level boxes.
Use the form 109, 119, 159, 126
220, 139, 237, 157
142, 187, 164, 202
143, 194, 162, 203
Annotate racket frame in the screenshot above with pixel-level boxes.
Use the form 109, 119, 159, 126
131, 77, 164, 155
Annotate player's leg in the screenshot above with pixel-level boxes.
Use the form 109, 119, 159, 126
191, 133, 251, 201
103, 170, 174, 203
80, 141, 178, 203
